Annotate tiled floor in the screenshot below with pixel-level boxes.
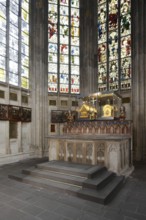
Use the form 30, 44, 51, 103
0, 159, 146, 220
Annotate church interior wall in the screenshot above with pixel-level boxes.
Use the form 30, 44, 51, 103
0, 84, 33, 165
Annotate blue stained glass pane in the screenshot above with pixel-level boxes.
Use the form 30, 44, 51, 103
48, 43, 58, 53
71, 46, 79, 55
60, 73, 69, 84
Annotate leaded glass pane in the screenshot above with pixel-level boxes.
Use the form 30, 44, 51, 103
60, 25, 69, 35
71, 74, 79, 85
60, 6, 69, 16
48, 84, 58, 92
108, 31, 118, 60
60, 35, 69, 44
71, 65, 79, 74
0, 3, 6, 18
71, 8, 79, 18
21, 76, 29, 89
71, 0, 79, 8
9, 36, 18, 50
60, 15, 69, 25
9, 48, 18, 62
109, 0, 118, 31
9, 60, 18, 74
109, 60, 119, 90
49, 0, 58, 3
60, 0, 69, 6
121, 36, 131, 58
0, 68, 5, 81
71, 46, 79, 55
48, 73, 58, 83
0, 55, 5, 69
9, 72, 18, 85
21, 20, 29, 33
0, 42, 6, 56
21, 31, 29, 45
60, 44, 69, 54
98, 63, 107, 86
48, 63, 58, 73
48, 53, 57, 62
10, 12, 18, 27
71, 55, 79, 65
0, 29, 6, 44
0, 1, 6, 6
21, 0, 29, 13
48, 33, 57, 43
49, 43, 58, 53
9, 24, 19, 39
71, 26, 79, 37
10, 1, 19, 15
60, 54, 69, 64
0, 16, 6, 31
71, 85, 79, 94
98, 43, 106, 63
21, 43, 29, 56
60, 84, 69, 93
71, 36, 79, 46
60, 73, 69, 84
60, 64, 68, 73
21, 54, 29, 67
22, 9, 29, 23
21, 66, 29, 77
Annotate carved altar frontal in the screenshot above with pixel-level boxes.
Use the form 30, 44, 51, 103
48, 120, 133, 175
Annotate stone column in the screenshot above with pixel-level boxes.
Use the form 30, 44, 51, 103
30, 0, 48, 157
132, 0, 146, 161
80, 0, 97, 96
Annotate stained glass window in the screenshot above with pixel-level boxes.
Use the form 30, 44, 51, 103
0, 0, 6, 82
48, 0, 80, 94
0, 0, 30, 89
97, 0, 131, 92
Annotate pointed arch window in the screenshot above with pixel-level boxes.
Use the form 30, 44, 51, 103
97, 0, 131, 92
48, 0, 80, 94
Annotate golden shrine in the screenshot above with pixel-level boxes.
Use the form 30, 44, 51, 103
78, 92, 123, 120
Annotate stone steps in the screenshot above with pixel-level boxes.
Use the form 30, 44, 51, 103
8, 160, 125, 205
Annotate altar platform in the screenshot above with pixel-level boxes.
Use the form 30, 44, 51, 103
48, 120, 133, 176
